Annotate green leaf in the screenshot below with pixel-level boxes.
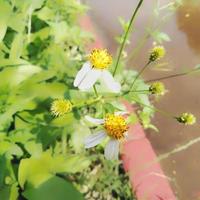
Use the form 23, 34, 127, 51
151, 30, 171, 43
9, 33, 24, 60
24, 142, 43, 157
23, 176, 84, 200
0, 0, 12, 42
18, 151, 90, 188
0, 183, 19, 200
0, 65, 41, 87
0, 141, 23, 158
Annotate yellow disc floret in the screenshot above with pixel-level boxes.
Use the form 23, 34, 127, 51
104, 114, 128, 140
51, 99, 72, 117
149, 46, 166, 62
88, 48, 112, 69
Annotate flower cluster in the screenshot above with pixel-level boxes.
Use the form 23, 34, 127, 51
50, 47, 197, 160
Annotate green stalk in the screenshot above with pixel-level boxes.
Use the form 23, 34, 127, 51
145, 68, 200, 83
124, 60, 151, 95
132, 97, 175, 118
113, 0, 144, 76
93, 85, 98, 97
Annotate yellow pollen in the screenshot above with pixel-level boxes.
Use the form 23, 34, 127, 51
88, 48, 112, 69
51, 99, 72, 117
104, 114, 128, 140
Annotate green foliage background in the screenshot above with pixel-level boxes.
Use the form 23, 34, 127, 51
0, 0, 156, 199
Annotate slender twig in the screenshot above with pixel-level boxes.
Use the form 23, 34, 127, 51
124, 60, 151, 95
113, 0, 144, 76
93, 85, 98, 97
131, 97, 175, 118
145, 68, 200, 83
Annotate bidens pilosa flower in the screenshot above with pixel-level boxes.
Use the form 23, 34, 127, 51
176, 112, 196, 125
51, 99, 72, 117
149, 82, 166, 96
149, 46, 165, 62
74, 48, 121, 93
84, 113, 129, 160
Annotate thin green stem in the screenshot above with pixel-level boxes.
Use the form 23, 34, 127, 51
15, 113, 59, 127
113, 0, 144, 76
132, 97, 175, 119
93, 85, 98, 97
145, 68, 200, 83
129, 89, 150, 93
127, 32, 150, 62
73, 96, 102, 108
124, 61, 151, 95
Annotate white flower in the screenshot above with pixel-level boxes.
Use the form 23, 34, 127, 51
84, 113, 129, 160
73, 49, 121, 93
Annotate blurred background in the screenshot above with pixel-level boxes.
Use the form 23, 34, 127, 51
83, 0, 200, 199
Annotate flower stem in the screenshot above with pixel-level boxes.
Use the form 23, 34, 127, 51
145, 68, 200, 83
15, 113, 60, 127
74, 96, 102, 108
132, 97, 175, 118
113, 0, 144, 76
93, 85, 98, 97
124, 61, 151, 95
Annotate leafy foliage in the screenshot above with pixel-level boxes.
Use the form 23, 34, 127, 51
0, 0, 139, 199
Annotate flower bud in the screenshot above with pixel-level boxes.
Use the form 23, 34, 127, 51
51, 99, 72, 117
149, 46, 165, 62
149, 82, 166, 96
176, 113, 196, 125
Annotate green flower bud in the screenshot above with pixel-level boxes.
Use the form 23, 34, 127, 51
176, 113, 196, 125
149, 46, 165, 62
149, 82, 166, 96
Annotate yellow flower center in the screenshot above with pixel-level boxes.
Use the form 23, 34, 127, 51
88, 49, 112, 69
149, 46, 165, 61
104, 114, 128, 140
51, 99, 72, 117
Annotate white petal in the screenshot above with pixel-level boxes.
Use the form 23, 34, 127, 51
85, 115, 104, 125
74, 62, 92, 87
84, 131, 106, 148
114, 111, 129, 116
104, 139, 119, 160
102, 71, 121, 93
78, 69, 101, 90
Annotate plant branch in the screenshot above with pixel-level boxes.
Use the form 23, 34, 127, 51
113, 0, 144, 76
145, 68, 200, 83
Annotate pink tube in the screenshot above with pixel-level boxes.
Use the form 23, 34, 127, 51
122, 102, 176, 200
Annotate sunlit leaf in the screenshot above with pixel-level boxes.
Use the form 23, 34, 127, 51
23, 176, 84, 200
